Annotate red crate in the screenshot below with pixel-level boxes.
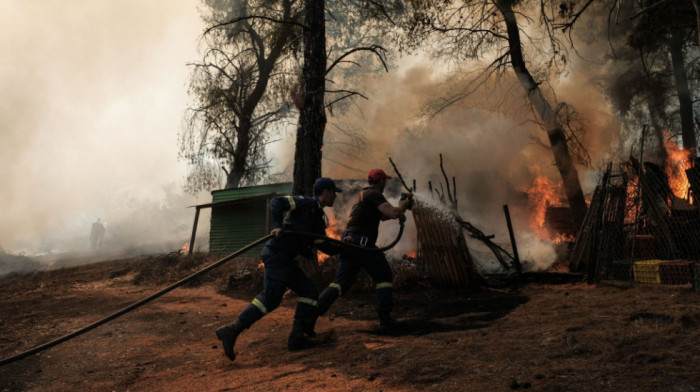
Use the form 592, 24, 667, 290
625, 235, 654, 259
659, 261, 693, 285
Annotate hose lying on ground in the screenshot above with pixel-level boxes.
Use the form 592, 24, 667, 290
0, 223, 405, 367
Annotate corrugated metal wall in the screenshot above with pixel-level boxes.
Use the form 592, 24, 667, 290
209, 198, 270, 255
209, 184, 293, 255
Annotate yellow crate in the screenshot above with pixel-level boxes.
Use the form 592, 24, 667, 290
633, 259, 665, 284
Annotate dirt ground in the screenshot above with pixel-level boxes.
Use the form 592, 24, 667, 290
1, 253, 700, 392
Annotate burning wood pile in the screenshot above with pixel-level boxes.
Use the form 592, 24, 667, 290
391, 156, 521, 287
411, 200, 482, 286
570, 146, 700, 284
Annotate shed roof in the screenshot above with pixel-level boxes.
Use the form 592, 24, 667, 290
211, 182, 293, 203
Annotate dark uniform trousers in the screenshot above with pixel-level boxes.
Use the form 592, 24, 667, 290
318, 231, 393, 316
238, 245, 319, 328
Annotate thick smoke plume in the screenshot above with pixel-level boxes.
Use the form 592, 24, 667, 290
272, 57, 623, 271
0, 1, 210, 272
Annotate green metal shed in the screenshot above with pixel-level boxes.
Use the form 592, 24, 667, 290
186, 183, 293, 255
210, 183, 292, 254
186, 179, 369, 255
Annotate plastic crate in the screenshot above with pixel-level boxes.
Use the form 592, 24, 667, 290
633, 260, 665, 284
693, 263, 700, 294
625, 235, 654, 259
611, 259, 635, 282
659, 261, 693, 285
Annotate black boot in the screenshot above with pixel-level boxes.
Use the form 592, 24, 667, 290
303, 317, 317, 337
288, 319, 316, 351
215, 320, 246, 361
378, 312, 402, 334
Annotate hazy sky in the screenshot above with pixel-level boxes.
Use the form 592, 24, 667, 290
0, 1, 206, 253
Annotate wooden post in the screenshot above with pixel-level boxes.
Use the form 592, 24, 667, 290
503, 204, 522, 276
188, 207, 201, 255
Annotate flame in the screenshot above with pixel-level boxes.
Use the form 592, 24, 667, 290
318, 210, 342, 263
552, 233, 575, 244
404, 250, 417, 259
179, 242, 191, 254
625, 176, 640, 223
525, 176, 563, 240
663, 137, 693, 200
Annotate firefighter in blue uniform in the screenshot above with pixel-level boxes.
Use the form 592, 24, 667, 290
215, 177, 342, 362
315, 169, 411, 333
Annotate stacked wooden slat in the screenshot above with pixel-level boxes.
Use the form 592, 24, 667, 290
569, 185, 603, 273
630, 158, 679, 259
411, 200, 479, 286
569, 165, 627, 280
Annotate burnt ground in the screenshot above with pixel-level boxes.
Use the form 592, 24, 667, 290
1, 253, 700, 392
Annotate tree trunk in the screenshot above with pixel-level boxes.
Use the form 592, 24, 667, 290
225, 118, 251, 189
222, 1, 292, 190
648, 101, 668, 165
693, 0, 700, 48
293, 0, 326, 196
497, 1, 588, 231
670, 26, 696, 155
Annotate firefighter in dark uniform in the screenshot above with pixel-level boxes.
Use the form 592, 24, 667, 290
215, 177, 343, 362
316, 169, 411, 332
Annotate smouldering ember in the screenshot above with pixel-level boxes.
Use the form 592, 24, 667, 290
625, 176, 640, 224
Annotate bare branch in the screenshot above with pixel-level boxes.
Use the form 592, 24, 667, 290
204, 15, 306, 37
326, 45, 388, 76
325, 90, 369, 108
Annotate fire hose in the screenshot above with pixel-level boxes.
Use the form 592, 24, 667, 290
0, 222, 405, 367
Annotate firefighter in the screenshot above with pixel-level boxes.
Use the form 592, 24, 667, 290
315, 169, 411, 333
215, 177, 343, 362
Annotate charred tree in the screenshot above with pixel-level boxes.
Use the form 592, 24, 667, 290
293, 0, 327, 196
670, 25, 696, 155
496, 0, 588, 230
695, 0, 700, 47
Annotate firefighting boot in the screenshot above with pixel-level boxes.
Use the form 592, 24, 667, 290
288, 319, 316, 351
378, 312, 402, 334
303, 317, 317, 337
215, 320, 246, 361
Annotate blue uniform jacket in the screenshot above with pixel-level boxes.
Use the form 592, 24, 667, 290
265, 195, 341, 257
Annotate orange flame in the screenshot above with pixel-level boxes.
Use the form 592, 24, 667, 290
663, 137, 693, 200
404, 250, 417, 259
552, 233, 576, 244
318, 210, 342, 263
525, 176, 563, 240
625, 176, 640, 223
179, 242, 191, 254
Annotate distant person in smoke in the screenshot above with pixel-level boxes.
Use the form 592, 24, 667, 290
90, 219, 105, 250
215, 177, 343, 362
314, 169, 411, 334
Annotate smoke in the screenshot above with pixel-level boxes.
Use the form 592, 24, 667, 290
269, 48, 623, 271
0, 1, 210, 263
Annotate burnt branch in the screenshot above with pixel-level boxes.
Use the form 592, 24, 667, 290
439, 153, 456, 210
389, 157, 414, 193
